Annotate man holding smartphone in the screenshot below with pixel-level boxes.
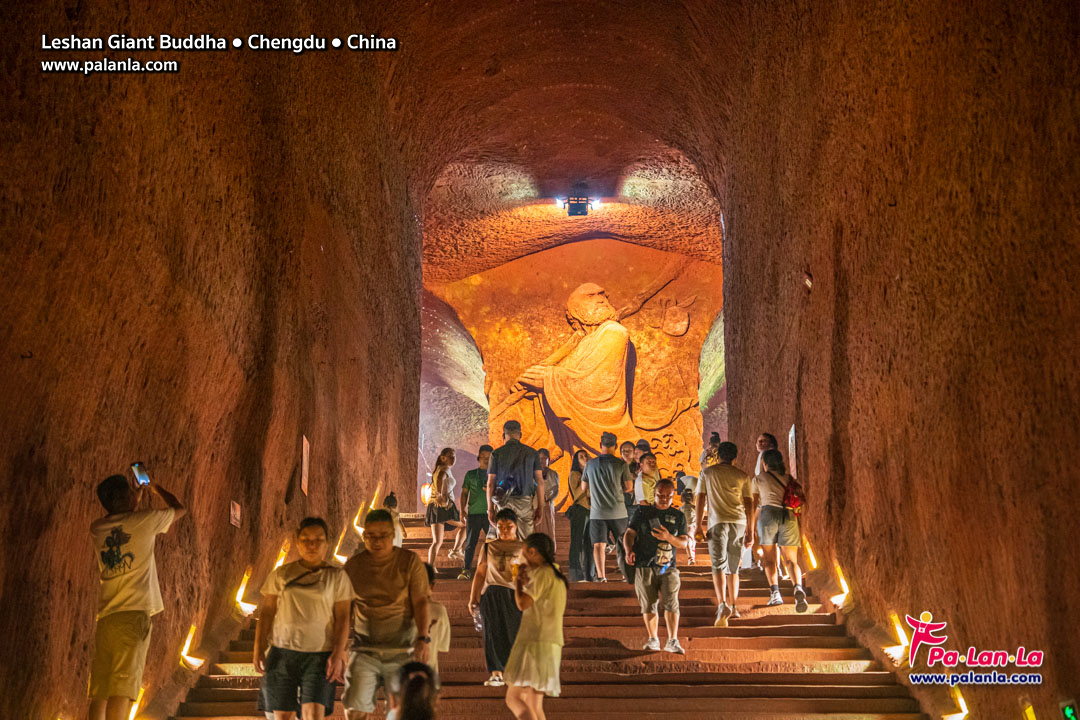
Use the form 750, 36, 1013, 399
623, 478, 688, 654
89, 466, 186, 720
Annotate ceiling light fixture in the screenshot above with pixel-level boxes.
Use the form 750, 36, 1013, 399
565, 195, 590, 216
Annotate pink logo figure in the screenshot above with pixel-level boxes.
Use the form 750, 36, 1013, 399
905, 611, 948, 666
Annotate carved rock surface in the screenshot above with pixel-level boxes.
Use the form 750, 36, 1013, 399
428, 239, 725, 496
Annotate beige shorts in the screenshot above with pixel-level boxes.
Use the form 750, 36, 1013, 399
89, 610, 152, 700
634, 567, 681, 615
343, 648, 412, 713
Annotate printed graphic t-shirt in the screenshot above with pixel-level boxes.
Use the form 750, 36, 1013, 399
91, 508, 176, 619
462, 468, 489, 515
344, 547, 430, 648
628, 505, 687, 571
260, 561, 355, 652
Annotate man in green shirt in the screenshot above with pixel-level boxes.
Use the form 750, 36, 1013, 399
458, 444, 494, 580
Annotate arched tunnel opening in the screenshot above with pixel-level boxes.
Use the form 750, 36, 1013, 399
3, 2, 1078, 720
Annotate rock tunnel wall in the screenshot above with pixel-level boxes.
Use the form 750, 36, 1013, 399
0, 4, 419, 718
712, 1, 1080, 717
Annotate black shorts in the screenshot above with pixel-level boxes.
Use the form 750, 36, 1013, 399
425, 502, 460, 526
589, 516, 628, 545
259, 647, 335, 714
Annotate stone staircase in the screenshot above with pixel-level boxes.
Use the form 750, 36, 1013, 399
172, 514, 926, 719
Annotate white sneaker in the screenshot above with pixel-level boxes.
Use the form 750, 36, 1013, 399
714, 602, 732, 627
767, 590, 784, 606
664, 637, 685, 654
643, 637, 662, 651
483, 673, 505, 686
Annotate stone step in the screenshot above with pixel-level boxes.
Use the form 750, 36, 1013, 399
234, 622, 844, 646
227, 634, 857, 655
172, 515, 922, 720
176, 713, 927, 720
189, 680, 912, 702
213, 652, 878, 678
177, 696, 922, 717
196, 669, 902, 689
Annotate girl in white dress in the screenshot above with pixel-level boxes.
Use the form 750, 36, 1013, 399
504, 533, 568, 720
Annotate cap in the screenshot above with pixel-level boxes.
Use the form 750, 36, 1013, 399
635, 438, 651, 451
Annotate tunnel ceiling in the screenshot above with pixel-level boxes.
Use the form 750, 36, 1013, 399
422, 151, 724, 282
378, 1, 739, 281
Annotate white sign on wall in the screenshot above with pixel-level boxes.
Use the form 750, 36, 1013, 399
229, 501, 241, 528
788, 424, 797, 479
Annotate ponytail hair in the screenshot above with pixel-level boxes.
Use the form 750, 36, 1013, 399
761, 448, 786, 474
524, 532, 568, 588
397, 661, 437, 720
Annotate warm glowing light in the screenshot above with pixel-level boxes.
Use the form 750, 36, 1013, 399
127, 688, 145, 720
890, 611, 910, 646
942, 687, 968, 720
352, 502, 366, 536
555, 198, 565, 208
1022, 702, 1036, 720
274, 540, 290, 569
420, 482, 433, 505
830, 562, 850, 607
332, 526, 349, 564
369, 481, 382, 510
802, 537, 818, 569
235, 567, 256, 616
180, 624, 205, 669
883, 610, 910, 665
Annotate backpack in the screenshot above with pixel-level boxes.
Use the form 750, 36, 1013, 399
767, 471, 806, 517
492, 474, 520, 505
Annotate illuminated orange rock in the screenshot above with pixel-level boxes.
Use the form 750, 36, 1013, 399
429, 239, 725, 507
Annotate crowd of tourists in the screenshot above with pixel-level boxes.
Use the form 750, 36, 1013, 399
86, 419, 804, 720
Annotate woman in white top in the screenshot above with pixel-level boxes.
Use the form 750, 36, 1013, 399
253, 517, 354, 720
504, 532, 569, 719
426, 447, 464, 564
752, 448, 807, 612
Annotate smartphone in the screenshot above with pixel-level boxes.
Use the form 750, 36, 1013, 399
649, 517, 663, 531
131, 462, 151, 486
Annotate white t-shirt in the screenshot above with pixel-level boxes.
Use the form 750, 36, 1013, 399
680, 475, 698, 496
261, 561, 354, 652
753, 471, 791, 509
428, 600, 451, 677
91, 508, 176, 619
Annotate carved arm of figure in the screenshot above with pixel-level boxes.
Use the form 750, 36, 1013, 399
490, 329, 585, 419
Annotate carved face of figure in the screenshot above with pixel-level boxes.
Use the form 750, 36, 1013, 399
566, 283, 618, 328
